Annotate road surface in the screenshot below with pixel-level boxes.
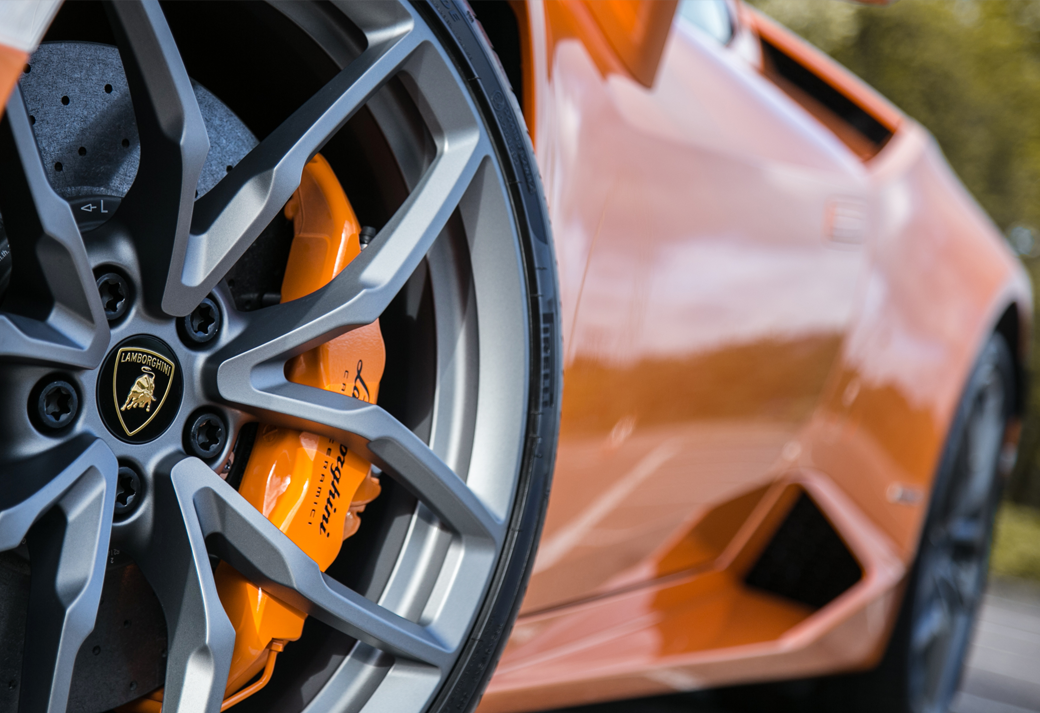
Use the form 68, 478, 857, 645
952, 577, 1040, 713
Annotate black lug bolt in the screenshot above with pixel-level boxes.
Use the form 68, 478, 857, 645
96, 273, 130, 321
186, 412, 227, 460
359, 225, 377, 248
35, 380, 78, 430
182, 297, 222, 345
114, 466, 142, 517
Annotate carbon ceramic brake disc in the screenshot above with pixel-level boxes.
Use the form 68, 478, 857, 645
0, 42, 256, 300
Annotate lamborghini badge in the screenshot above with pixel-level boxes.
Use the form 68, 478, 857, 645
98, 336, 183, 443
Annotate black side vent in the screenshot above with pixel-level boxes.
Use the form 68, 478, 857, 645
761, 39, 892, 156
745, 492, 862, 610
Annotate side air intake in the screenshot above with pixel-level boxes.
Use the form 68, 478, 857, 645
744, 492, 862, 609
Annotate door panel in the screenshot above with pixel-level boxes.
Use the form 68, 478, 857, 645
524, 15, 871, 613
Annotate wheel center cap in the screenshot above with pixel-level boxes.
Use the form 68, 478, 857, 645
98, 336, 184, 443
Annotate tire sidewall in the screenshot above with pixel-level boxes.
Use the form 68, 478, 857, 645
414, 3, 562, 712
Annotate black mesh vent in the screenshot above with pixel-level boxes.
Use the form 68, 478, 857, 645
744, 493, 862, 609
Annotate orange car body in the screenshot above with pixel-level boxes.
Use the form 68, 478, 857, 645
477, 1, 1031, 711
0, 1, 1029, 711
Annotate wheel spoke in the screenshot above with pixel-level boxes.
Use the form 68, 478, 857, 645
935, 557, 970, 614
22, 475, 117, 713
0, 438, 117, 713
105, 0, 210, 316
0, 88, 110, 369
966, 378, 1004, 478
215, 379, 499, 544
0, 438, 117, 550
130, 467, 236, 713
171, 458, 453, 668
207, 120, 496, 543
165, 26, 424, 317
911, 596, 947, 653
215, 127, 487, 381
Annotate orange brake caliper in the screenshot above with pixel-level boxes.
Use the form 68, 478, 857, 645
126, 157, 383, 713
211, 155, 385, 709
217, 154, 386, 704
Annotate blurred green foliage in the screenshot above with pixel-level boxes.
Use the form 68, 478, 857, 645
751, 0, 1040, 509
992, 502, 1040, 581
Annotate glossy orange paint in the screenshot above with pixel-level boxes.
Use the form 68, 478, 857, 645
486, 471, 905, 711
480, 1, 1032, 710
581, 0, 679, 86
536, 0, 675, 95
213, 155, 385, 701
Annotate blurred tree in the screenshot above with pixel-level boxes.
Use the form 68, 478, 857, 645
752, 0, 1040, 506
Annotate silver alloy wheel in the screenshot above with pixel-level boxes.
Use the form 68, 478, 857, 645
0, 2, 560, 712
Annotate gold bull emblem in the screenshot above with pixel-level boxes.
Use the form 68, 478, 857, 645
121, 366, 157, 413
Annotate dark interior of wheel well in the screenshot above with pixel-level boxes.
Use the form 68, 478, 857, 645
473, 2, 525, 117
996, 302, 1025, 416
